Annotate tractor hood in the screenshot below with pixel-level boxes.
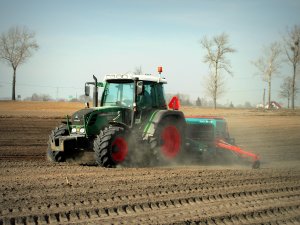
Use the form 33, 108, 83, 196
71, 106, 131, 125
69, 106, 132, 136
71, 108, 95, 125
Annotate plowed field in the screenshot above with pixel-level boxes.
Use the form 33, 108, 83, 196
0, 102, 299, 224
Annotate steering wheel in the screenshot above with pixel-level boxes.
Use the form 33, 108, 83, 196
116, 99, 131, 107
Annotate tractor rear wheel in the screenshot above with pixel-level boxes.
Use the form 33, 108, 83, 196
47, 125, 69, 162
151, 118, 185, 164
94, 126, 130, 168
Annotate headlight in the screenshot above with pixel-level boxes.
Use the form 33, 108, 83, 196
79, 128, 85, 134
71, 128, 76, 133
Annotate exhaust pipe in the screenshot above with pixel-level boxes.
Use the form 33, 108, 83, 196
84, 75, 99, 108
92, 75, 98, 107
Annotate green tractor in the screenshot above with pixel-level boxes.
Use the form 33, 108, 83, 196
47, 72, 186, 167
48, 70, 260, 168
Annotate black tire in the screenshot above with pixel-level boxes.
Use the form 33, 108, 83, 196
47, 125, 69, 162
150, 118, 185, 165
47, 149, 65, 162
94, 126, 130, 168
252, 160, 260, 169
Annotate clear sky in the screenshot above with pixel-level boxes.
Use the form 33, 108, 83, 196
0, 0, 300, 106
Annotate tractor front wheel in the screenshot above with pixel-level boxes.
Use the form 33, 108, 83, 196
47, 149, 65, 162
94, 126, 130, 168
47, 125, 68, 162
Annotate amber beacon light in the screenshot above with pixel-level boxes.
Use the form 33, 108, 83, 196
158, 66, 163, 74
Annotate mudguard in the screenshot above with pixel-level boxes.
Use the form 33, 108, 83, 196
143, 110, 186, 139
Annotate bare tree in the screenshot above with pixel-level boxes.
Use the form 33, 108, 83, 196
204, 71, 226, 108
195, 97, 202, 107
0, 26, 39, 100
252, 42, 281, 109
283, 25, 300, 109
279, 77, 298, 108
200, 33, 236, 109
30, 93, 51, 102
133, 66, 143, 75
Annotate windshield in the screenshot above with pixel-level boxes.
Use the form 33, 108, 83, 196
101, 81, 134, 107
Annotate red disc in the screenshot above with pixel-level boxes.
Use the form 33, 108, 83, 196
161, 125, 181, 158
111, 137, 128, 162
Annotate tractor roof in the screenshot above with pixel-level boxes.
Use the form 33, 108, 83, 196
104, 74, 167, 84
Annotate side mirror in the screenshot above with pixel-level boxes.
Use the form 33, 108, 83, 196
136, 81, 144, 96
85, 85, 90, 96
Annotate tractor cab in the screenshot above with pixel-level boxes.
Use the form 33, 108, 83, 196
101, 74, 167, 110
99, 74, 168, 126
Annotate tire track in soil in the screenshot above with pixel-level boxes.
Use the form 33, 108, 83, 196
1, 188, 300, 224
1, 162, 300, 224
0, 117, 300, 224
1, 164, 299, 209
0, 118, 60, 159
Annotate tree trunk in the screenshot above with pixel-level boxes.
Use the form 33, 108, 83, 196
288, 95, 290, 109
268, 77, 271, 109
214, 63, 218, 109
213, 96, 216, 109
263, 88, 265, 108
291, 64, 296, 110
12, 67, 16, 101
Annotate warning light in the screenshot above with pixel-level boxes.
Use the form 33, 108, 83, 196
158, 66, 163, 74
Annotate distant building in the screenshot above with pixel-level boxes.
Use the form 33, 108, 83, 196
256, 101, 282, 109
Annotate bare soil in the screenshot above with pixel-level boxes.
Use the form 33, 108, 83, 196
0, 101, 299, 224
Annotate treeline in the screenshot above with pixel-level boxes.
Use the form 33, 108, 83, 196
165, 93, 256, 108
23, 93, 92, 102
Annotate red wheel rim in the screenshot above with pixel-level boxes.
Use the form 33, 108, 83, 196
111, 137, 128, 162
161, 125, 181, 158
